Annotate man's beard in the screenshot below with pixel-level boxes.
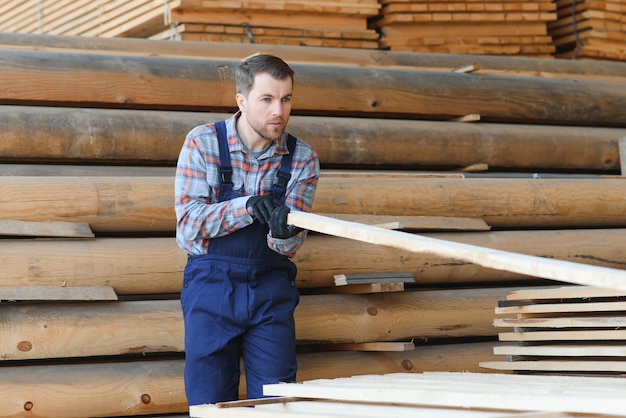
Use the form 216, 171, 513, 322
247, 114, 285, 143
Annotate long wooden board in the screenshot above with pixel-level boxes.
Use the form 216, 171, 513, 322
253, 372, 626, 416
0, 219, 94, 237
0, 285, 116, 302
287, 212, 626, 291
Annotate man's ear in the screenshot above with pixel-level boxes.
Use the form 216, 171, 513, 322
235, 93, 246, 112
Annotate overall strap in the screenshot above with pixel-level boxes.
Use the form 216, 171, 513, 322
216, 120, 296, 201
215, 121, 233, 198
272, 134, 297, 201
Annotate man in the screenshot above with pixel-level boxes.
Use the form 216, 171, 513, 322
174, 54, 319, 407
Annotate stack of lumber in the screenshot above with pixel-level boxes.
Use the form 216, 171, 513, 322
154, 0, 381, 49
0, 0, 173, 38
191, 372, 626, 417
549, 0, 626, 61
482, 285, 626, 374
0, 0, 380, 49
1, 31, 626, 417
373, 0, 557, 56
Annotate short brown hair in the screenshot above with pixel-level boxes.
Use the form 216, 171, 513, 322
236, 54, 294, 96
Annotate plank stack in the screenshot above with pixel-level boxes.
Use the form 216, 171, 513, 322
0, 0, 380, 49
155, 0, 381, 49
373, 0, 557, 56
482, 285, 626, 375
549, 0, 626, 61
192, 372, 626, 417
0, 30, 626, 417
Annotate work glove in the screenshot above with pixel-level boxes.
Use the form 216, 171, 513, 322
246, 195, 282, 224
269, 205, 303, 239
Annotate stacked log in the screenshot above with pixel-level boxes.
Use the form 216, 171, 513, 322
0, 33, 626, 417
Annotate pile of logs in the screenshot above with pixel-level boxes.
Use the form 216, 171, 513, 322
1, 31, 626, 417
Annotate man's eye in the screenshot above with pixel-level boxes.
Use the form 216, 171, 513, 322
282, 97, 291, 103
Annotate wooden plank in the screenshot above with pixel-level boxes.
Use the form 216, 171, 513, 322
288, 212, 626, 292
493, 344, 626, 357
262, 372, 626, 415
322, 342, 415, 352
494, 316, 626, 328
0, 219, 94, 238
316, 214, 491, 231
497, 330, 626, 341
504, 285, 626, 300
617, 136, 626, 176
495, 301, 626, 315
169, 8, 369, 30
0, 285, 116, 302
480, 360, 626, 372
334, 272, 415, 286
318, 283, 405, 294
194, 399, 534, 418
216, 397, 303, 409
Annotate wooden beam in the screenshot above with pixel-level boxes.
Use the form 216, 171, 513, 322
617, 136, 626, 176
2, 226, 626, 294
316, 283, 405, 294
316, 214, 490, 231
0, 341, 501, 417
0, 287, 509, 360
288, 212, 626, 291
2, 32, 625, 83
3, 176, 626, 234
0, 286, 116, 302
2, 49, 626, 126
2, 105, 625, 171
0, 220, 94, 238
262, 372, 626, 415
333, 272, 414, 286
321, 342, 415, 352
216, 397, 302, 409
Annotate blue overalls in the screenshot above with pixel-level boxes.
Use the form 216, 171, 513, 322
181, 121, 300, 406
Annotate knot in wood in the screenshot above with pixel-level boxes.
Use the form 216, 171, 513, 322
18, 341, 32, 352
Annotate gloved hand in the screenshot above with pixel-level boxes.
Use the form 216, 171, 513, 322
246, 195, 282, 224
269, 205, 303, 239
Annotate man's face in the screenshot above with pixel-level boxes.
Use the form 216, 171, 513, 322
237, 72, 293, 143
